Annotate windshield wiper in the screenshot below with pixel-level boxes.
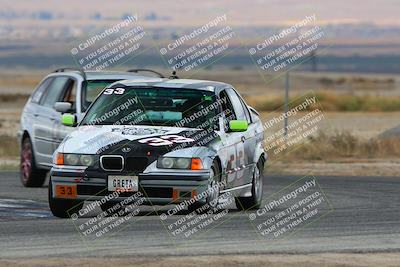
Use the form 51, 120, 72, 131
81, 121, 115, 126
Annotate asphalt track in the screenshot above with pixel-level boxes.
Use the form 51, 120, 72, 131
0, 171, 399, 258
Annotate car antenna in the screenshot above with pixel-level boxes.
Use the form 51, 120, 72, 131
169, 70, 179, 79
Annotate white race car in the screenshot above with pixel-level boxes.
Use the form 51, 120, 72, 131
49, 77, 266, 218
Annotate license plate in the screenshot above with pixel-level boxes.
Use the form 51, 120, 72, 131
55, 185, 77, 198
108, 176, 138, 192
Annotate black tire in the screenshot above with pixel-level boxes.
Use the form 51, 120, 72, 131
20, 136, 47, 187
48, 178, 83, 218
188, 161, 221, 214
235, 159, 264, 211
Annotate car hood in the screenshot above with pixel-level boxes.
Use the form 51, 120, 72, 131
59, 125, 219, 155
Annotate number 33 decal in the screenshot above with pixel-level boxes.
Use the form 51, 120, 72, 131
103, 88, 125, 95
138, 135, 194, 146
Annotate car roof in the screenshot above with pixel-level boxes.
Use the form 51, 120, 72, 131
109, 78, 232, 92
48, 69, 232, 91
49, 69, 164, 81
85, 71, 147, 80
58, 70, 152, 81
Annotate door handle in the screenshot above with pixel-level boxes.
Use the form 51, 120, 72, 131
33, 113, 39, 117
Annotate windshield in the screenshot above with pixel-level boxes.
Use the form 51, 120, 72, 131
80, 87, 220, 129
82, 80, 121, 111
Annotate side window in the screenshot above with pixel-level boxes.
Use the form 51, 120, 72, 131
226, 88, 247, 121
219, 90, 236, 120
40, 77, 69, 109
31, 78, 53, 104
234, 90, 252, 123
60, 78, 78, 112
219, 90, 236, 131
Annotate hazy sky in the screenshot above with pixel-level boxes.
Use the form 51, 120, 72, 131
0, 0, 399, 26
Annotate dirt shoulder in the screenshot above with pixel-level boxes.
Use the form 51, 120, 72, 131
1, 253, 400, 267
268, 159, 400, 177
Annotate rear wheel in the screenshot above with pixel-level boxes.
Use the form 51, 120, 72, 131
48, 178, 83, 218
235, 159, 264, 210
20, 137, 47, 187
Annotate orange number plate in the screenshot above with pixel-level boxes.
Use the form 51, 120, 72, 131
55, 185, 77, 199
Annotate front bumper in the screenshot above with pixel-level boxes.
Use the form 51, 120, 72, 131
50, 166, 210, 205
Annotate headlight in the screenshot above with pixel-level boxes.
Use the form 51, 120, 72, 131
65, 154, 79, 165
175, 158, 191, 169
159, 157, 174, 168
80, 155, 94, 166
55, 153, 95, 167
157, 157, 202, 170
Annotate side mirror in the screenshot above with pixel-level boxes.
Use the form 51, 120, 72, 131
229, 120, 248, 132
61, 113, 76, 127
54, 102, 72, 113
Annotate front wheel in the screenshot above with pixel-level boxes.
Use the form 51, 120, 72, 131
48, 179, 83, 218
20, 137, 47, 187
235, 159, 264, 210
188, 161, 221, 213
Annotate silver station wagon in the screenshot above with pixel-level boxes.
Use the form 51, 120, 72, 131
18, 68, 164, 187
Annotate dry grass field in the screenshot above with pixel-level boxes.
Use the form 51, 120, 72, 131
1, 69, 399, 175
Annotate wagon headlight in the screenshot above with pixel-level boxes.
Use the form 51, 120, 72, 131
157, 157, 202, 170
55, 153, 95, 166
